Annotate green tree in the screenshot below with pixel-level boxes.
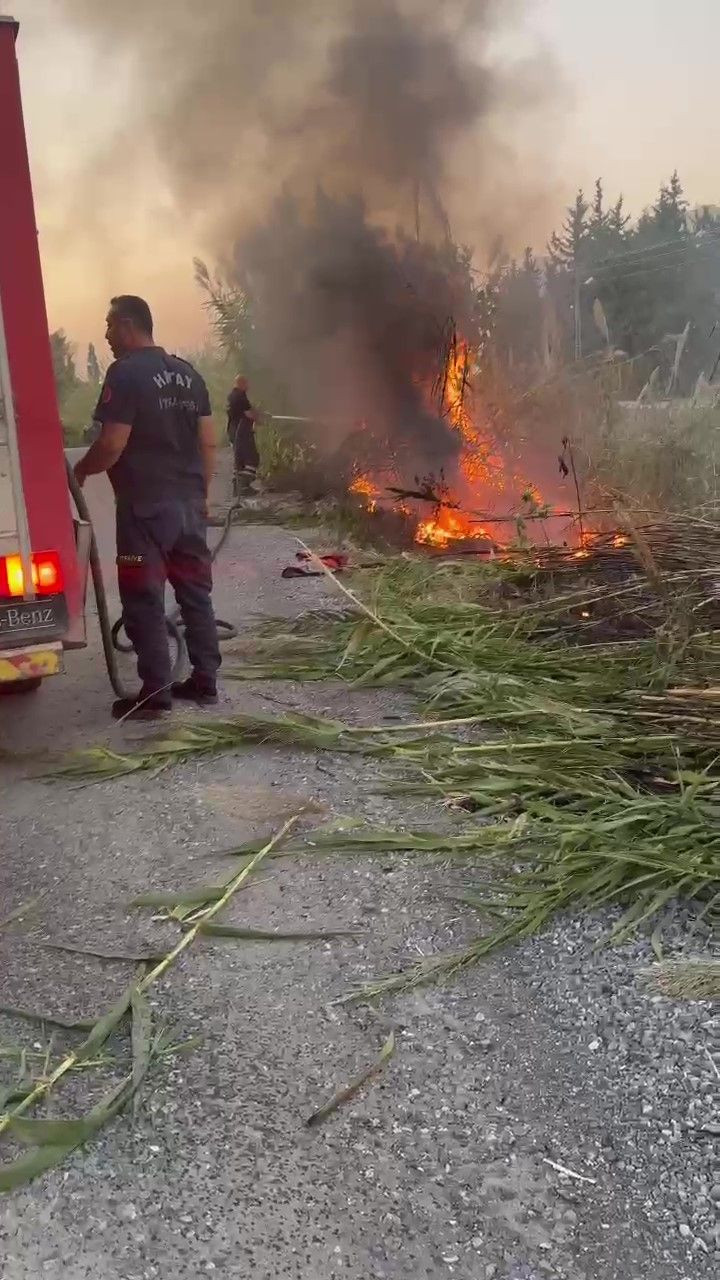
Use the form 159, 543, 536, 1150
651, 170, 688, 237
86, 342, 101, 384
586, 182, 629, 260
608, 173, 705, 362
194, 259, 291, 413
522, 246, 541, 280
692, 204, 720, 232
606, 195, 630, 243
50, 330, 77, 399
589, 179, 607, 237
547, 189, 590, 269
50, 330, 103, 443
492, 249, 543, 372
545, 190, 598, 363
543, 171, 720, 375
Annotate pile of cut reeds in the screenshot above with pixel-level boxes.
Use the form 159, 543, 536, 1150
0, 820, 308, 1189
54, 525, 720, 994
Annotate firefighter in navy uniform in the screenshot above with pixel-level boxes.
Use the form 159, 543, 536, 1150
226, 375, 260, 494
74, 295, 221, 720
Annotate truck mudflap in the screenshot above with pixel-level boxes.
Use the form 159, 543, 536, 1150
0, 640, 62, 683
63, 518, 92, 650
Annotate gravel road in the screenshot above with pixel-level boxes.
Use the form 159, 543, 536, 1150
0, 457, 716, 1280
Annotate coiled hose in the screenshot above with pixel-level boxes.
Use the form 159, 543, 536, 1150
65, 459, 239, 700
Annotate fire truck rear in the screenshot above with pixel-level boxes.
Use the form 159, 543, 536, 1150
0, 16, 89, 692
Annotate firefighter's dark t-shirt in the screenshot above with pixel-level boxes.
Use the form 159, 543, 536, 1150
227, 387, 251, 434
92, 347, 211, 502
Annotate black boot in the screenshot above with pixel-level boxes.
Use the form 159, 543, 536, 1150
112, 692, 172, 721
171, 675, 218, 707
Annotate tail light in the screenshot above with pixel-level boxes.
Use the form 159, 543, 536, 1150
0, 551, 64, 598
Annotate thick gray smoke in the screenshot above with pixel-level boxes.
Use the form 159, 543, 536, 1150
59, 0, 554, 476
233, 192, 479, 472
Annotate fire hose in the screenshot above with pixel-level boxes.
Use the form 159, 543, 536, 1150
65, 458, 239, 700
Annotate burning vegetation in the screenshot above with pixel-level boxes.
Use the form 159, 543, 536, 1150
332, 322, 567, 553
63, 0, 563, 548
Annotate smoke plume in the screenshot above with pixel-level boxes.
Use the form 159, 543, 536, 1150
58, 0, 557, 477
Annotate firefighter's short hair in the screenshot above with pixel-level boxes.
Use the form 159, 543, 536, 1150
110, 295, 153, 336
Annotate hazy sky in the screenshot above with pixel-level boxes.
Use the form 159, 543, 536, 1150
8, 0, 719, 355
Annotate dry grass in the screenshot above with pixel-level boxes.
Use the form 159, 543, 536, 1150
642, 958, 720, 1001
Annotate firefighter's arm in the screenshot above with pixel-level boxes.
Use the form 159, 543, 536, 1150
198, 416, 217, 500
74, 422, 131, 486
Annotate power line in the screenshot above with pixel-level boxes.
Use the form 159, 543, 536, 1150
588, 241, 720, 286
587, 237, 720, 276
469, 232, 720, 293
579, 227, 720, 271
589, 243, 699, 276
556, 242, 720, 290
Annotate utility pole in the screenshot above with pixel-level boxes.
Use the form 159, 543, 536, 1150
413, 178, 421, 243
573, 260, 582, 361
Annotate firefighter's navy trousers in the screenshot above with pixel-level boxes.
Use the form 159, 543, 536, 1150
116, 498, 221, 696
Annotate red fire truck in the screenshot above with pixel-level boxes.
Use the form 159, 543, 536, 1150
0, 16, 89, 692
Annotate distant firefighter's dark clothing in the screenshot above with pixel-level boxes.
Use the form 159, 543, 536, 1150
227, 388, 259, 471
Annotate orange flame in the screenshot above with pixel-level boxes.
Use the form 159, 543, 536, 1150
346, 337, 563, 553
441, 341, 506, 492
349, 471, 379, 512
416, 507, 491, 549
409, 339, 504, 547
444, 340, 472, 435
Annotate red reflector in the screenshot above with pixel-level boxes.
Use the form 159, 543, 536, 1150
0, 551, 64, 598
34, 552, 63, 593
